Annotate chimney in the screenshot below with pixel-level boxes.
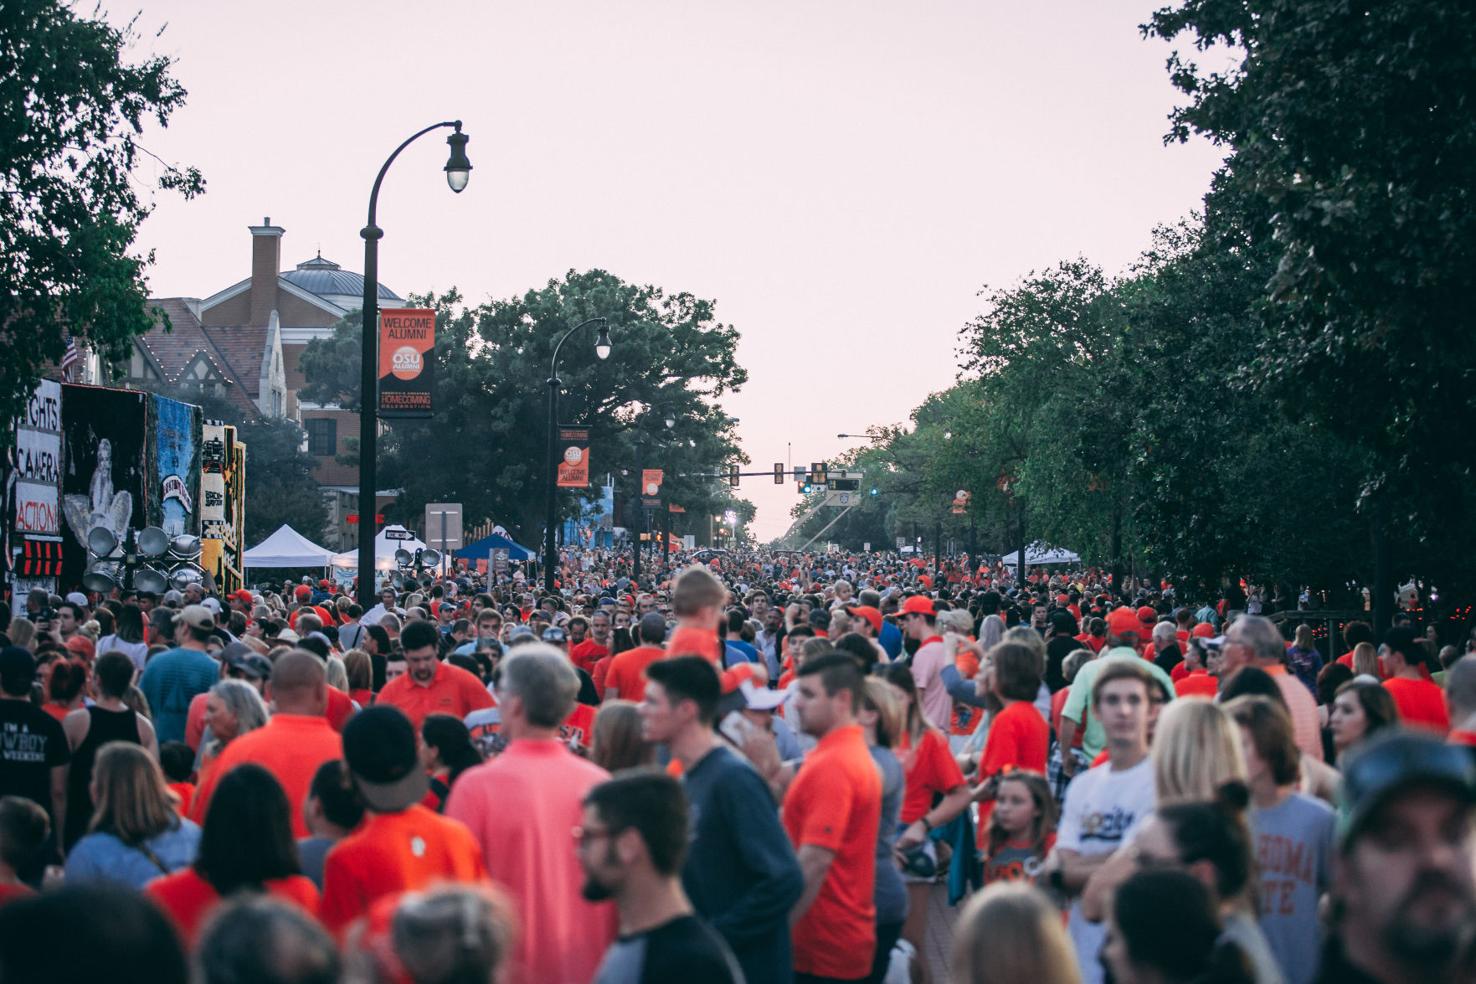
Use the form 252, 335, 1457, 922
248, 217, 285, 326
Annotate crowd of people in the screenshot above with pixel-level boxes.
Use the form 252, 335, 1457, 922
0, 549, 1473, 984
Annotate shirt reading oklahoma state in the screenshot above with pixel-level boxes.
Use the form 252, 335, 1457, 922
781, 723, 880, 980
319, 803, 486, 936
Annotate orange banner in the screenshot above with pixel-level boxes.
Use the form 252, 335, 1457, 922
378, 308, 435, 417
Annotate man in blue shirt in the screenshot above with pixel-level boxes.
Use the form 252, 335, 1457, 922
722, 609, 759, 669
138, 605, 219, 743
640, 657, 803, 984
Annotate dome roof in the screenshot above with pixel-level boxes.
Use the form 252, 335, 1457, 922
281, 254, 400, 303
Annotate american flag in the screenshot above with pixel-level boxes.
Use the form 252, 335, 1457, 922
60, 332, 80, 379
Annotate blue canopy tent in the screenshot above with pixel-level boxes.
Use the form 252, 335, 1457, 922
455, 532, 535, 562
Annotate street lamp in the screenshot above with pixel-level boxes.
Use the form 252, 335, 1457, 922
356, 120, 471, 609
544, 317, 612, 593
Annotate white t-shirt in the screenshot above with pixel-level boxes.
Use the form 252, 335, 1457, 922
95, 635, 150, 672
1057, 756, 1157, 984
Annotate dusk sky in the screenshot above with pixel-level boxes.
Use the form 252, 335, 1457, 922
124, 1, 1227, 540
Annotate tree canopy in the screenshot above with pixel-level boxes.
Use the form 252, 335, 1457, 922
0, 1, 201, 439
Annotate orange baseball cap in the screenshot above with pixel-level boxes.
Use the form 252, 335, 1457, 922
844, 605, 883, 633
898, 595, 936, 617
1106, 605, 1141, 639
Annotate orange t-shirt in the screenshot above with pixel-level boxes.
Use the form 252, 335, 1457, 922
976, 700, 1049, 839
603, 645, 666, 702
376, 661, 494, 732
189, 714, 343, 837
1175, 671, 1220, 699
782, 724, 880, 980
146, 867, 319, 946
896, 728, 966, 825
666, 624, 722, 663
319, 804, 486, 936
1384, 677, 1450, 734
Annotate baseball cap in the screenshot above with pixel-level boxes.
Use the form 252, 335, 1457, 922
739, 679, 788, 712
223, 644, 272, 680
1106, 606, 1141, 639
897, 595, 935, 617
1337, 730, 1476, 849
541, 626, 568, 644
507, 626, 536, 644
1136, 605, 1157, 625
844, 605, 883, 634
293, 585, 313, 601
177, 605, 216, 631
0, 647, 36, 691
1191, 622, 1216, 639
64, 591, 89, 607
342, 705, 429, 812
275, 627, 300, 645
231, 589, 255, 605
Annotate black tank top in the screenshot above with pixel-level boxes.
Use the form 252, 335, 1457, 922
64, 705, 140, 849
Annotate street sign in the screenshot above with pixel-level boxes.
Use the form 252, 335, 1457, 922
822, 490, 854, 507
896, 536, 906, 549
384, 527, 415, 541
863, 541, 871, 552
642, 496, 662, 508
424, 503, 463, 554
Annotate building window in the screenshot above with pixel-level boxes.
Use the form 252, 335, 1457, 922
306, 417, 336, 457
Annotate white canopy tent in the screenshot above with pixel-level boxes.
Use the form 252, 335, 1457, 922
331, 525, 429, 571
1000, 542, 1081, 566
242, 525, 335, 569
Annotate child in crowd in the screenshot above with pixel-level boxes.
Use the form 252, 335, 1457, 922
158, 741, 196, 818
981, 770, 1056, 886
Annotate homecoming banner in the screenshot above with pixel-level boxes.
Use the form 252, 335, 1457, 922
378, 308, 435, 418
556, 426, 591, 488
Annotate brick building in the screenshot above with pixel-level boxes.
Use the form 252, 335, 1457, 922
122, 218, 402, 549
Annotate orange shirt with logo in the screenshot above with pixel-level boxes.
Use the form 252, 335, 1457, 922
782, 723, 880, 980
319, 804, 486, 936
147, 867, 319, 946
376, 661, 494, 732
189, 714, 342, 837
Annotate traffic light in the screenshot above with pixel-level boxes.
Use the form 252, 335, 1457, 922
869, 487, 879, 496
727, 464, 740, 488
809, 461, 828, 486
773, 462, 784, 485
800, 482, 814, 494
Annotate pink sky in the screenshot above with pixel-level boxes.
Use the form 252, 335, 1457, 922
125, 1, 1225, 540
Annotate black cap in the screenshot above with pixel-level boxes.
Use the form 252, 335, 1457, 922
0, 646, 36, 695
342, 705, 429, 812
1338, 729, 1476, 849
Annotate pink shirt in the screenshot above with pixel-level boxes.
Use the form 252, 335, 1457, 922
911, 637, 953, 731
444, 738, 616, 984
1266, 665, 1324, 762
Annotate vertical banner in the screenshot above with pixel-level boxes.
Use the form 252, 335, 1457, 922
59, 385, 149, 590
556, 426, 591, 488
640, 468, 663, 508
200, 422, 245, 594
378, 308, 435, 417
148, 395, 202, 537
5, 380, 64, 593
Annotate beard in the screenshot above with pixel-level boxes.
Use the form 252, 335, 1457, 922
1384, 871, 1476, 965
581, 877, 614, 902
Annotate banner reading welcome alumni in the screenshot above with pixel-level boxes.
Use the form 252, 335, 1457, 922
378, 308, 436, 417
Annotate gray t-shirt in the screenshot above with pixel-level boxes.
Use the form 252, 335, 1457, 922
1249, 792, 1334, 984
869, 745, 908, 925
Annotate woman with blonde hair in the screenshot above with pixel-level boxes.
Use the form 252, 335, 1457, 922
64, 742, 201, 889
198, 679, 269, 777
952, 881, 1080, 984
323, 655, 350, 693
1151, 698, 1247, 805
589, 700, 653, 772
342, 648, 375, 707
1350, 641, 1380, 680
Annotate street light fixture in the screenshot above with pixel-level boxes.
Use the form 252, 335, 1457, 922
544, 317, 613, 593
356, 119, 470, 609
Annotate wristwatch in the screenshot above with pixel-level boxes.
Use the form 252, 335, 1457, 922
919, 814, 934, 832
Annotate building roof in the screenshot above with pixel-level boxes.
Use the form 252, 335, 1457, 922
280, 254, 401, 303
202, 325, 268, 398
136, 299, 261, 418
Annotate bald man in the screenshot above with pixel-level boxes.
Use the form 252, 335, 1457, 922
190, 651, 344, 836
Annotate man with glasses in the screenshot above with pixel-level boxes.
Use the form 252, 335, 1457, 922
579, 771, 743, 982
1223, 615, 1324, 761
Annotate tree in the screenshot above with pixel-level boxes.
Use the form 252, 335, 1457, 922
1146, 0, 1476, 619
0, 1, 202, 439
300, 270, 748, 545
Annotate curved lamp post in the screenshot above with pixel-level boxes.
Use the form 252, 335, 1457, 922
356, 120, 471, 609
544, 318, 613, 593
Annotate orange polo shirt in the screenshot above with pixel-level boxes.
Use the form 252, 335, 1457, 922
376, 660, 494, 732
319, 804, 486, 937
147, 867, 319, 947
782, 723, 880, 980
189, 714, 343, 837
1175, 670, 1219, 699
1384, 676, 1450, 735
